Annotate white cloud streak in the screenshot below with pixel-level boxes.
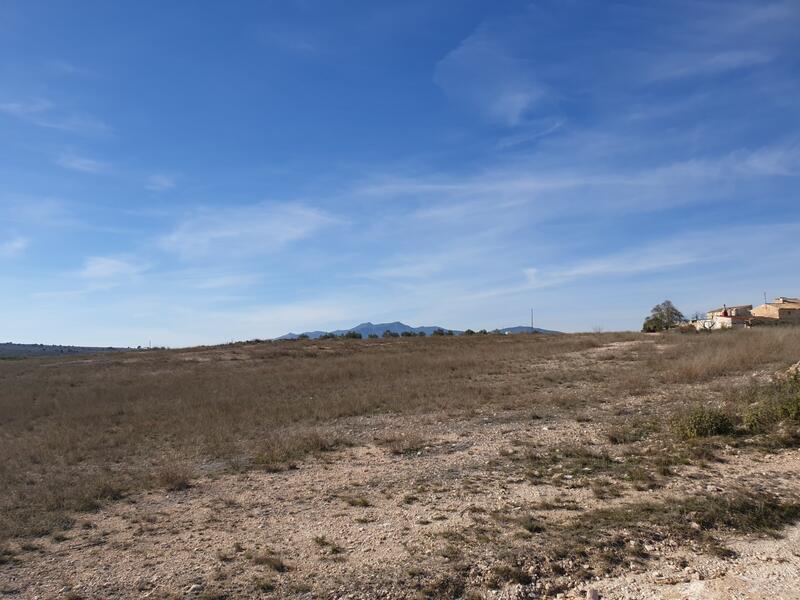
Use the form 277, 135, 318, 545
56, 154, 108, 173
161, 202, 337, 259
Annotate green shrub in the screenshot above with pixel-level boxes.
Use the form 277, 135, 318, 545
673, 406, 734, 439
742, 381, 800, 433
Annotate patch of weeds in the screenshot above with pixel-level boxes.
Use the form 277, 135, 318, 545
288, 583, 312, 594
197, 590, 228, 600
528, 444, 645, 488
253, 577, 275, 592
341, 495, 371, 507
215, 550, 234, 563
740, 380, 800, 434
402, 494, 419, 505
313, 535, 345, 556
354, 516, 375, 524
438, 543, 463, 561
591, 478, 622, 499
0, 545, 17, 565
542, 489, 800, 583
517, 514, 544, 533
417, 572, 466, 599
606, 420, 658, 444
626, 465, 660, 490
672, 406, 734, 440
379, 433, 427, 456
19, 541, 41, 552
156, 464, 192, 491
486, 564, 531, 589
531, 497, 582, 511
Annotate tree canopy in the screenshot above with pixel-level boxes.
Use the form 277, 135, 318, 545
642, 300, 686, 332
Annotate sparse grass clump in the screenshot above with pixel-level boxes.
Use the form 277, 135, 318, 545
379, 433, 427, 456
156, 464, 192, 491
251, 551, 289, 572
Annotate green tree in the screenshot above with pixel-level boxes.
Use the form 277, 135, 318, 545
642, 300, 685, 332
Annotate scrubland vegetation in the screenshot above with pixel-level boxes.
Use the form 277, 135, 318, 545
1, 327, 800, 598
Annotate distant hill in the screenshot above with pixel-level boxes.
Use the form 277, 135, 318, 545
277, 321, 561, 340
0, 343, 129, 359
278, 321, 452, 340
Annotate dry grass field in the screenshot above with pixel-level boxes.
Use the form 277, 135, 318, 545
2, 329, 800, 599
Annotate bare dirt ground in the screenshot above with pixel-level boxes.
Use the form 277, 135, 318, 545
2, 331, 800, 599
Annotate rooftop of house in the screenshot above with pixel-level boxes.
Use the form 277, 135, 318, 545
708, 304, 752, 313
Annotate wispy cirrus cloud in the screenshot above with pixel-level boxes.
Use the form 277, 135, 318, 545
79, 256, 146, 280
0, 98, 110, 135
471, 221, 800, 301
0, 236, 28, 258
161, 202, 338, 259
356, 142, 799, 228
46, 60, 97, 78
647, 49, 774, 81
56, 153, 108, 173
434, 30, 544, 127
146, 174, 176, 192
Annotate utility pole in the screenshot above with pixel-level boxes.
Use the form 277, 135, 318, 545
530, 307, 534, 330
764, 292, 767, 305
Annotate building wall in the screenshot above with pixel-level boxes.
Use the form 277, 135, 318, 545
752, 304, 780, 319
693, 316, 747, 330
778, 308, 800, 323
751, 304, 800, 322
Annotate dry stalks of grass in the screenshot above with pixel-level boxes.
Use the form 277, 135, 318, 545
1, 328, 798, 542
657, 328, 800, 383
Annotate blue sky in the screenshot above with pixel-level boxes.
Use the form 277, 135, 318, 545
1, 1, 799, 346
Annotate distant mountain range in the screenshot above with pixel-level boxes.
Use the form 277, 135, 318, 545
0, 343, 129, 359
277, 321, 561, 340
